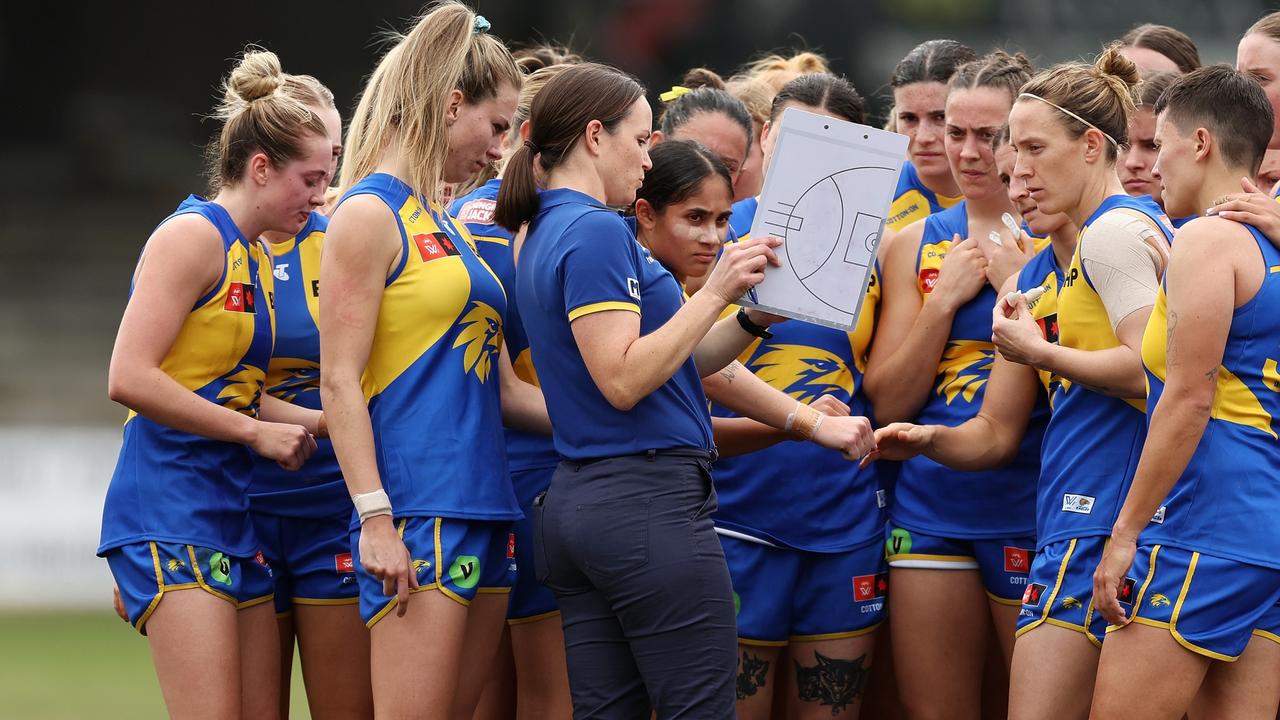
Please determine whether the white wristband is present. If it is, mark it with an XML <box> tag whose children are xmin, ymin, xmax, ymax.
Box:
<box><xmin>352</xmin><ymin>489</ymin><xmax>393</xmax><ymax>524</ymax></box>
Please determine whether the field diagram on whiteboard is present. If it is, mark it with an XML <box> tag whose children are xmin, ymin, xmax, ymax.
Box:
<box><xmin>741</xmin><ymin>107</ymin><xmax>907</xmax><ymax>330</ymax></box>
<box><xmin>755</xmin><ymin>165</ymin><xmax>894</xmax><ymax>323</ymax></box>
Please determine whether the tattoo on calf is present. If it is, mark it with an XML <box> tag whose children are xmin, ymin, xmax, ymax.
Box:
<box><xmin>795</xmin><ymin>651</ymin><xmax>868</xmax><ymax>715</ymax></box>
<box><xmin>736</xmin><ymin>650</ymin><xmax>769</xmax><ymax>700</ymax></box>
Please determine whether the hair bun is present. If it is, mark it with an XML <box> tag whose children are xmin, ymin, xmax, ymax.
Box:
<box><xmin>1093</xmin><ymin>44</ymin><xmax>1141</xmax><ymax>89</ymax></box>
<box><xmin>227</xmin><ymin>49</ymin><xmax>285</xmax><ymax>104</ymax></box>
<box><xmin>680</xmin><ymin>67</ymin><xmax>726</xmax><ymax>91</ymax></box>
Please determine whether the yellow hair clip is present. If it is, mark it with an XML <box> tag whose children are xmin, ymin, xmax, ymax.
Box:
<box><xmin>659</xmin><ymin>86</ymin><xmax>692</xmax><ymax>102</ymax></box>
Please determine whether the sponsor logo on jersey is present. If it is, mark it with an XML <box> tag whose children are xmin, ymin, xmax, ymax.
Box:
<box><xmin>225</xmin><ymin>282</ymin><xmax>257</xmax><ymax>313</ymax></box>
<box><xmin>335</xmin><ymin>552</ymin><xmax>354</xmax><ymax>574</ymax></box>
<box><xmin>507</xmin><ymin>533</ymin><xmax>516</xmax><ymax>560</ymax></box>
<box><xmin>1004</xmin><ymin>546</ymin><xmax>1031</xmax><ymax>574</ymax></box>
<box><xmin>876</xmin><ymin>489</ymin><xmax>887</xmax><ymax>509</ymax></box>
<box><xmin>413</xmin><ymin>232</ymin><xmax>461</xmax><ymax>262</ymax></box>
<box><xmin>1023</xmin><ymin>582</ymin><xmax>1047</xmax><ymax>607</ymax></box>
<box><xmin>273</xmin><ymin>263</ymin><xmax>290</xmax><ymax>281</ymax></box>
<box><xmin>456</xmin><ymin>198</ymin><xmax>496</xmax><ymax>225</ymax></box>
<box><xmin>1062</xmin><ymin>494</ymin><xmax>1096</xmax><ymax>514</ymax></box>
<box><xmin>1036</xmin><ymin>312</ymin><xmax>1059</xmax><ymax>345</ymax></box>
<box><xmin>1150</xmin><ymin>506</ymin><xmax>1166</xmax><ymax>524</ymax></box>
<box><xmin>918</xmin><ymin>268</ymin><xmax>940</xmax><ymax>294</ymax></box>
<box><xmin>627</xmin><ymin>277</ymin><xmax>641</xmax><ymax>300</ymax></box>
<box><xmin>254</xmin><ymin>551</ymin><xmax>270</xmax><ymax>568</ymax></box>
<box><xmin>1061</xmin><ymin>266</ymin><xmax>1081</xmax><ymax>289</ymax></box>
<box><xmin>1117</xmin><ymin>577</ymin><xmax>1137</xmax><ymax>605</ymax></box>
<box><xmin>853</xmin><ymin>572</ymin><xmax>889</xmax><ymax>602</ymax></box>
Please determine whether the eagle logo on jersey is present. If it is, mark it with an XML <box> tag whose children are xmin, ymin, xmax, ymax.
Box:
<box><xmin>453</xmin><ymin>301</ymin><xmax>503</xmax><ymax>383</ymax></box>
<box><xmin>1149</xmin><ymin>593</ymin><xmax>1171</xmax><ymax>608</ymax></box>
<box><xmin>750</xmin><ymin>344</ymin><xmax>853</xmax><ymax>404</ymax></box>
<box><xmin>267</xmin><ymin>359</ymin><xmax>321</xmax><ymax>404</ymax></box>
<box><xmin>936</xmin><ymin>340</ymin><xmax>994</xmax><ymax>404</ymax></box>
<box><xmin>213</xmin><ymin>364</ymin><xmax>266</xmax><ymax>416</ymax></box>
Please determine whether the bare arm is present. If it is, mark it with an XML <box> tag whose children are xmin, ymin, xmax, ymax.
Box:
<box><xmin>318</xmin><ymin>193</ymin><xmax>417</xmax><ymax>614</ymax></box>
<box><xmin>498</xmin><ymin>344</ymin><xmax>552</xmax><ymax>435</ymax></box>
<box><xmin>867</xmin><ymin>275</ymin><xmax>1043</xmax><ymax>471</ymax></box>
<box><xmin>260</xmin><ymin>394</ymin><xmax>324</xmax><ymax>437</ymax></box>
<box><xmin>702</xmin><ymin>360</ymin><xmax>874</xmax><ymax>459</ymax></box>
<box><xmin>107</xmin><ymin>214</ymin><xmax>313</xmax><ymax>468</ymax></box>
<box><xmin>863</xmin><ymin>226</ymin><xmax>989</xmax><ymax>423</ymax></box>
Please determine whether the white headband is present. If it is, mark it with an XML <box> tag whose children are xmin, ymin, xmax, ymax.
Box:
<box><xmin>1018</xmin><ymin>92</ymin><xmax>1120</xmax><ymax>149</ymax></box>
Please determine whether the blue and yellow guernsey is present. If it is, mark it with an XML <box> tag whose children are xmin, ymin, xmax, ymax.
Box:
<box><xmin>711</xmin><ymin>199</ymin><xmax>885</xmax><ymax>551</ymax></box>
<box><xmin>248</xmin><ymin>212</ymin><xmax>349</xmax><ymax>519</ymax></box>
<box><xmin>892</xmin><ymin>203</ymin><xmax>1046</xmax><ymax>539</ymax></box>
<box><xmin>450</xmin><ymin>178</ymin><xmax>559</xmax><ymax>476</ymax></box>
<box><xmin>886</xmin><ymin>161</ymin><xmax>963</xmax><ymax>232</ymax></box>
<box><xmin>99</xmin><ymin>196</ymin><xmax>275</xmax><ymax>557</ymax></box>
<box><xmin>1033</xmin><ymin>194</ymin><xmax>1172</xmax><ymax>546</ymax></box>
<box><xmin>341</xmin><ymin>173</ymin><xmax>518</xmax><ymax>523</ymax></box>
<box><xmin>1141</xmin><ymin>221</ymin><xmax>1280</xmax><ymax>569</ymax></box>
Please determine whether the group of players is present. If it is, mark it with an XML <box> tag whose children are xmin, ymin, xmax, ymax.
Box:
<box><xmin>96</xmin><ymin>2</ymin><xmax>1280</xmax><ymax>718</ymax></box>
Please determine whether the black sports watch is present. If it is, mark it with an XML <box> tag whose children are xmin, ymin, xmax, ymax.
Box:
<box><xmin>736</xmin><ymin>307</ymin><xmax>774</xmax><ymax>339</ymax></box>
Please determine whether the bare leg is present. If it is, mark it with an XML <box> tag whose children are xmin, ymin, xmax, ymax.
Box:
<box><xmin>890</xmin><ymin>568</ymin><xmax>990</xmax><ymax>720</ymax></box>
<box><xmin>293</xmin><ymin>603</ymin><xmax>373</xmax><ymax>720</ymax></box>
<box><xmin>1187</xmin><ymin>635</ymin><xmax>1280</xmax><ymax>720</ymax></box>
<box><xmin>1091</xmin><ymin>622</ymin><xmax>1211</xmax><ymax>720</ymax></box>
<box><xmin>785</xmin><ymin>632</ymin><xmax>878</xmax><ymax>719</ymax></box>
<box><xmin>238</xmin><ymin>601</ymin><xmax>282</xmax><ymax>719</ymax></box>
<box><xmin>146</xmin><ymin>588</ymin><xmax>242</xmax><ymax>720</ymax></box>
<box><xmin>1007</xmin><ymin>623</ymin><xmax>1099</xmax><ymax>720</ymax></box>
<box><xmin>734</xmin><ymin>644</ymin><xmax>783</xmax><ymax>720</ymax></box>
<box><xmin>509</xmin><ymin>615</ymin><xmax>572</xmax><ymax>720</ymax></box>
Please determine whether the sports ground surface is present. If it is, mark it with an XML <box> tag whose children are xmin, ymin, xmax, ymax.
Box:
<box><xmin>0</xmin><ymin>611</ymin><xmax>311</xmax><ymax>719</ymax></box>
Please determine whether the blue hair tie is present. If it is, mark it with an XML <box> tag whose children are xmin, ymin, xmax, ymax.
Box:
<box><xmin>473</xmin><ymin>15</ymin><xmax>491</xmax><ymax>34</ymax></box>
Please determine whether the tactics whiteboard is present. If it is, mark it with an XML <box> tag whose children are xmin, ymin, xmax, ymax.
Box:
<box><xmin>741</xmin><ymin>108</ymin><xmax>908</xmax><ymax>329</ymax></box>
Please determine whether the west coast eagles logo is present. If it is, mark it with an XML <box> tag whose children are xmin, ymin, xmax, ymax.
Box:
<box><xmin>935</xmin><ymin>340</ymin><xmax>994</xmax><ymax>404</ymax></box>
<box><xmin>453</xmin><ymin>301</ymin><xmax>503</xmax><ymax>382</ymax></box>
<box><xmin>750</xmin><ymin>344</ymin><xmax>853</xmax><ymax>404</ymax></box>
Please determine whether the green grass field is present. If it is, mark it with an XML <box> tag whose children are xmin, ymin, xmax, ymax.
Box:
<box><xmin>0</xmin><ymin>611</ymin><xmax>311</xmax><ymax>719</ymax></box>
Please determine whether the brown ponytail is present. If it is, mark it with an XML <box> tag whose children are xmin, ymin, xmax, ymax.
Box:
<box><xmin>494</xmin><ymin>63</ymin><xmax>645</xmax><ymax>232</ymax></box>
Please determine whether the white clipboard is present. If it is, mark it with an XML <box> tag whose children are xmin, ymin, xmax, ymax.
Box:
<box><xmin>740</xmin><ymin>107</ymin><xmax>909</xmax><ymax>329</ymax></box>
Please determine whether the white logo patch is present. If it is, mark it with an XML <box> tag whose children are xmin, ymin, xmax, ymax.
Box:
<box><xmin>273</xmin><ymin>263</ymin><xmax>290</xmax><ymax>281</ymax></box>
<box><xmin>876</xmin><ymin>489</ymin><xmax>887</xmax><ymax>509</ymax></box>
<box><xmin>1151</xmin><ymin>506</ymin><xmax>1166</xmax><ymax>524</ymax></box>
<box><xmin>456</xmin><ymin>198</ymin><xmax>496</xmax><ymax>225</ymax></box>
<box><xmin>1062</xmin><ymin>494</ymin><xmax>1096</xmax><ymax>515</ymax></box>
<box><xmin>627</xmin><ymin>277</ymin><xmax>641</xmax><ymax>300</ymax></box>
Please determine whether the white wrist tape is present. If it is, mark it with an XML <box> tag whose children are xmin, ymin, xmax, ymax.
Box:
<box><xmin>352</xmin><ymin>489</ymin><xmax>393</xmax><ymax>524</ymax></box>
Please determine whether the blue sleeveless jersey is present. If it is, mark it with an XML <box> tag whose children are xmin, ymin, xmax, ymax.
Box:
<box><xmin>340</xmin><ymin>173</ymin><xmax>518</xmax><ymax>522</ymax></box>
<box><xmin>891</xmin><ymin>203</ymin><xmax>1046</xmax><ymax>538</ymax></box>
<box><xmin>248</xmin><ymin>212</ymin><xmax>348</xmax><ymax>518</ymax></box>
<box><xmin>516</xmin><ymin>188</ymin><xmax>713</xmax><ymax>459</ymax></box>
<box><xmin>450</xmin><ymin>179</ymin><xmax>560</xmax><ymax>479</ymax></box>
<box><xmin>1032</xmin><ymin>194</ymin><xmax>1172</xmax><ymax>547</ymax></box>
<box><xmin>887</xmin><ymin>161</ymin><xmax>963</xmax><ymax>232</ymax></box>
<box><xmin>99</xmin><ymin>196</ymin><xmax>275</xmax><ymax>556</ymax></box>
<box><xmin>711</xmin><ymin>199</ymin><xmax>885</xmax><ymax>551</ymax></box>
<box><xmin>1141</xmin><ymin>221</ymin><xmax>1280</xmax><ymax>569</ymax></box>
